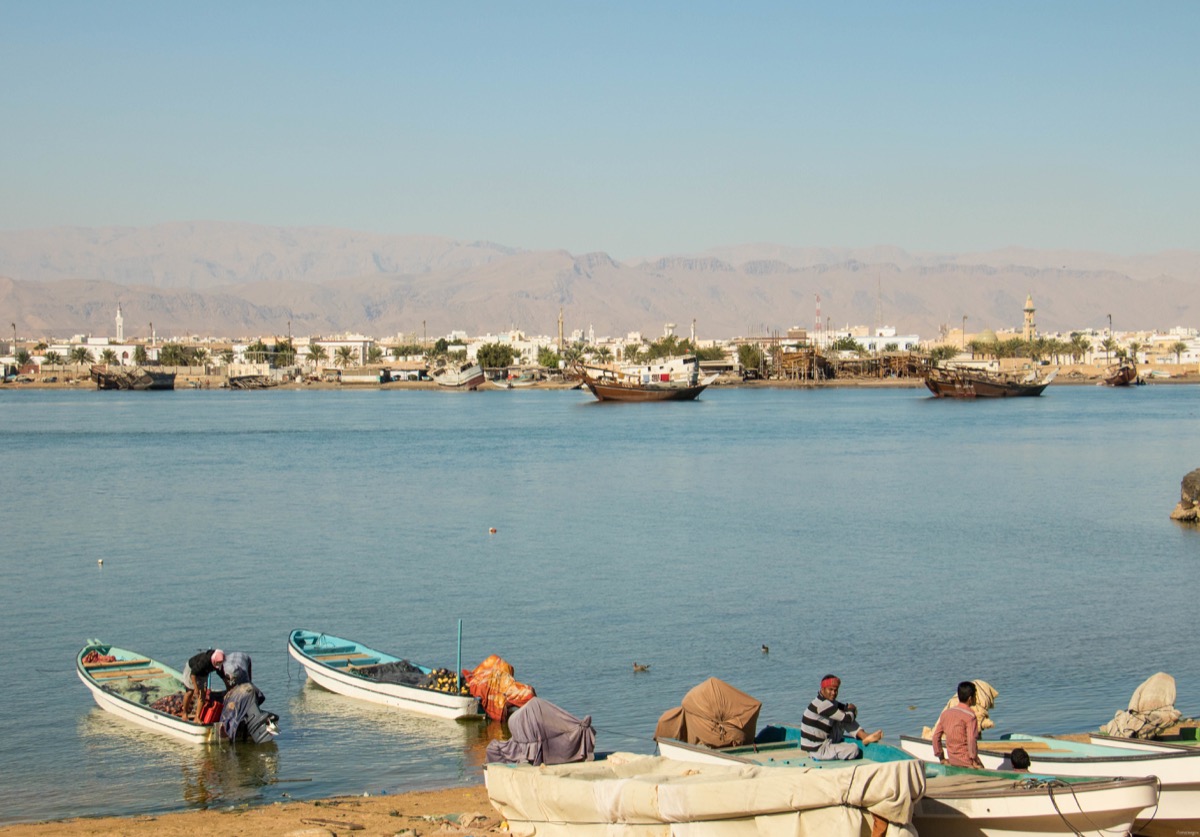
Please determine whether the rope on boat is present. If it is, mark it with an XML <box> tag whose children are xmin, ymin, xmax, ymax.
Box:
<box><xmin>1045</xmin><ymin>776</ymin><xmax>1149</xmax><ymax>837</ymax></box>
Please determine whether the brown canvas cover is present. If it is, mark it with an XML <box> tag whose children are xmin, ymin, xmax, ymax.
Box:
<box><xmin>654</xmin><ymin>677</ymin><xmax>761</xmax><ymax>748</ymax></box>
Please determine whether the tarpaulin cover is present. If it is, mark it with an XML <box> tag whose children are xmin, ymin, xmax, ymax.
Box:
<box><xmin>485</xmin><ymin>697</ymin><xmax>595</xmax><ymax>765</ymax></box>
<box><xmin>653</xmin><ymin>676</ymin><xmax>761</xmax><ymax>748</ymax></box>
<box><xmin>464</xmin><ymin>654</ymin><xmax>536</xmax><ymax>722</ymax></box>
<box><xmin>486</xmin><ymin>752</ymin><xmax>924</xmax><ymax>837</ymax></box>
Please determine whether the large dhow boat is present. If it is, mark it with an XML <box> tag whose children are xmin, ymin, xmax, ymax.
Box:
<box><xmin>90</xmin><ymin>364</ymin><xmax>176</xmax><ymax>390</ymax></box>
<box><xmin>924</xmin><ymin>365</ymin><xmax>1056</xmax><ymax>398</ymax></box>
<box><xmin>574</xmin><ymin>355</ymin><xmax>718</xmax><ymax>402</ymax></box>
<box><xmin>287</xmin><ymin>629</ymin><xmax>481</xmax><ymax>720</ymax></box>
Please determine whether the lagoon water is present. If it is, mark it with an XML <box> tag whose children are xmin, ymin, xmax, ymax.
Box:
<box><xmin>1</xmin><ymin>383</ymin><xmax>1199</xmax><ymax>823</ymax></box>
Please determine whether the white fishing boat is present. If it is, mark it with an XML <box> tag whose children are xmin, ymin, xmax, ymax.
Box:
<box><xmin>77</xmin><ymin>640</ymin><xmax>219</xmax><ymax>744</ymax></box>
<box><xmin>661</xmin><ymin>729</ymin><xmax>1157</xmax><ymax>837</ymax></box>
<box><xmin>287</xmin><ymin>629</ymin><xmax>481</xmax><ymax>720</ymax></box>
<box><xmin>902</xmin><ymin>732</ymin><xmax>1199</xmax><ymax>836</ymax></box>
<box><xmin>486</xmin><ymin>752</ymin><xmax>926</xmax><ymax>836</ymax></box>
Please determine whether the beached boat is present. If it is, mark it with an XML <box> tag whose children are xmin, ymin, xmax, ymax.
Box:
<box><xmin>77</xmin><ymin>640</ymin><xmax>279</xmax><ymax>745</ymax></box>
<box><xmin>924</xmin><ymin>365</ymin><xmax>1056</xmax><ymax>398</ymax></box>
<box><xmin>432</xmin><ymin>361</ymin><xmax>485</xmax><ymax>390</ymax></box>
<box><xmin>1103</xmin><ymin>361</ymin><xmax>1140</xmax><ymax>387</ymax></box>
<box><xmin>574</xmin><ymin>356</ymin><xmax>718</xmax><ymax>402</ymax></box>
<box><xmin>487</xmin><ymin>752</ymin><xmax>926</xmax><ymax>836</ymax></box>
<box><xmin>902</xmin><ymin>732</ymin><xmax>1200</xmax><ymax>836</ymax></box>
<box><xmin>90</xmin><ymin>364</ymin><xmax>176</xmax><ymax>391</ymax></box>
<box><xmin>287</xmin><ymin>629</ymin><xmax>481</xmax><ymax>720</ymax></box>
<box><xmin>660</xmin><ymin>727</ymin><xmax>1157</xmax><ymax>837</ymax></box>
<box><xmin>490</xmin><ymin>370</ymin><xmax>541</xmax><ymax>389</ymax></box>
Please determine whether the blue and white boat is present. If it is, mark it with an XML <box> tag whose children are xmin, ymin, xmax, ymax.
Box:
<box><xmin>902</xmin><ymin>732</ymin><xmax>1200</xmax><ymax>836</ymax></box>
<box><xmin>660</xmin><ymin>725</ymin><xmax>1158</xmax><ymax>837</ymax></box>
<box><xmin>77</xmin><ymin>640</ymin><xmax>217</xmax><ymax>744</ymax></box>
<box><xmin>287</xmin><ymin>629</ymin><xmax>481</xmax><ymax>720</ymax></box>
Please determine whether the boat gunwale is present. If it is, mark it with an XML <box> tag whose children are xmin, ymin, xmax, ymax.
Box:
<box><xmin>901</xmin><ymin>732</ymin><xmax>1200</xmax><ymax>765</ymax></box>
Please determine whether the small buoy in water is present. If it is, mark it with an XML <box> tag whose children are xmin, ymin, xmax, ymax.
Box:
<box><xmin>907</xmin><ymin>705</ymin><xmax>917</xmax><ymax>711</ymax></box>
<box><xmin>489</xmin><ymin>527</ymin><xmax>497</xmax><ymax>534</ymax></box>
<box><xmin>97</xmin><ymin>559</ymin><xmax>103</xmax><ymax>566</ymax></box>
<box><xmin>761</xmin><ymin>644</ymin><xmax>769</xmax><ymax>653</ymax></box>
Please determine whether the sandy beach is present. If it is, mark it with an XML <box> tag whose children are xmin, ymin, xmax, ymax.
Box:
<box><xmin>0</xmin><ymin>783</ymin><xmax>502</xmax><ymax>836</ymax></box>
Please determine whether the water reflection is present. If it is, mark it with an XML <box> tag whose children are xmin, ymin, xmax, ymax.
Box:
<box><xmin>288</xmin><ymin>683</ymin><xmax>507</xmax><ymax>777</ymax></box>
<box><xmin>77</xmin><ymin>710</ymin><xmax>279</xmax><ymax>809</ymax></box>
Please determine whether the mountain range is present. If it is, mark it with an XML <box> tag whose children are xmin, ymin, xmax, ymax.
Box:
<box><xmin>0</xmin><ymin>222</ymin><xmax>1196</xmax><ymax>342</ymax></box>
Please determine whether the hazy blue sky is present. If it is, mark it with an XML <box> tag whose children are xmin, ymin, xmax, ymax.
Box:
<box><xmin>2</xmin><ymin>2</ymin><xmax>1196</xmax><ymax>258</ymax></box>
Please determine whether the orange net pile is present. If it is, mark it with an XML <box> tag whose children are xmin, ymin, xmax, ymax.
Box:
<box><xmin>463</xmin><ymin>654</ymin><xmax>535</xmax><ymax>722</ymax></box>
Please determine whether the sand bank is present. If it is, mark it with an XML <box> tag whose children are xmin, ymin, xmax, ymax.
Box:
<box><xmin>0</xmin><ymin>783</ymin><xmax>502</xmax><ymax>836</ymax></box>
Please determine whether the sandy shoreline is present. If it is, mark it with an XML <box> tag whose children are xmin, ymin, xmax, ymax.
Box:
<box><xmin>0</xmin><ymin>783</ymin><xmax>501</xmax><ymax>836</ymax></box>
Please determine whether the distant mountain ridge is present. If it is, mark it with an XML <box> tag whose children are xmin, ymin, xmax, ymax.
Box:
<box><xmin>0</xmin><ymin>222</ymin><xmax>1196</xmax><ymax>341</ymax></box>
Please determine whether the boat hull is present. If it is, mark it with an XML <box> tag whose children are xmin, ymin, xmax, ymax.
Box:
<box><xmin>77</xmin><ymin>643</ymin><xmax>215</xmax><ymax>744</ymax></box>
<box><xmin>90</xmin><ymin>365</ymin><xmax>176</xmax><ymax>391</ymax></box>
<box><xmin>925</xmin><ymin>372</ymin><xmax>1049</xmax><ymax>398</ymax></box>
<box><xmin>288</xmin><ymin>629</ymin><xmax>480</xmax><ymax>720</ymax></box>
<box><xmin>582</xmin><ymin>378</ymin><xmax>714</xmax><ymax>402</ymax></box>
<box><xmin>902</xmin><ymin>734</ymin><xmax>1200</xmax><ymax>835</ymax></box>
<box><xmin>659</xmin><ymin>732</ymin><xmax>1155</xmax><ymax>837</ymax></box>
<box><xmin>433</xmin><ymin>364</ymin><xmax>485</xmax><ymax>389</ymax></box>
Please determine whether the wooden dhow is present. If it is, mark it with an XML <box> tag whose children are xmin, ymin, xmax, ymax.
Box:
<box><xmin>924</xmin><ymin>365</ymin><xmax>1056</xmax><ymax>398</ymax></box>
<box><xmin>574</xmin><ymin>355</ymin><xmax>718</xmax><ymax>402</ymax></box>
<box><xmin>90</xmin><ymin>364</ymin><xmax>176</xmax><ymax>391</ymax></box>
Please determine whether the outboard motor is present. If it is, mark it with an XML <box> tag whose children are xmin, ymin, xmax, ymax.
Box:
<box><xmin>219</xmin><ymin>682</ymin><xmax>280</xmax><ymax>743</ymax></box>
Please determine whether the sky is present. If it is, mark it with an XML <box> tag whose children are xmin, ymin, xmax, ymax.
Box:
<box><xmin>2</xmin><ymin>1</ymin><xmax>1197</xmax><ymax>259</ymax></box>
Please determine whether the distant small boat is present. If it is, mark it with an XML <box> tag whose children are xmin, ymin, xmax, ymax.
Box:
<box><xmin>490</xmin><ymin>370</ymin><xmax>541</xmax><ymax>389</ymax></box>
<box><xmin>661</xmin><ymin>726</ymin><xmax>1158</xmax><ymax>837</ymax></box>
<box><xmin>432</xmin><ymin>361</ymin><xmax>485</xmax><ymax>390</ymax></box>
<box><xmin>77</xmin><ymin>640</ymin><xmax>278</xmax><ymax>745</ymax></box>
<box><xmin>287</xmin><ymin>629</ymin><xmax>481</xmax><ymax>720</ymax></box>
<box><xmin>1102</xmin><ymin>361</ymin><xmax>1139</xmax><ymax>387</ymax></box>
<box><xmin>574</xmin><ymin>356</ymin><xmax>718</xmax><ymax>402</ymax></box>
<box><xmin>925</xmin><ymin>365</ymin><xmax>1056</xmax><ymax>398</ymax></box>
<box><xmin>90</xmin><ymin>365</ymin><xmax>176</xmax><ymax>391</ymax></box>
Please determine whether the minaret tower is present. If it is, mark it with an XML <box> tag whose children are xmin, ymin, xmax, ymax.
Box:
<box><xmin>115</xmin><ymin>303</ymin><xmax>124</xmax><ymax>342</ymax></box>
<box><xmin>1023</xmin><ymin>293</ymin><xmax>1036</xmax><ymax>341</ymax></box>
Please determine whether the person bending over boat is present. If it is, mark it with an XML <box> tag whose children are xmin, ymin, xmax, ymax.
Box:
<box><xmin>217</xmin><ymin>651</ymin><xmax>252</xmax><ymax>687</ymax></box>
<box><xmin>932</xmin><ymin>681</ymin><xmax>984</xmax><ymax>768</ymax></box>
<box><xmin>799</xmin><ymin>674</ymin><xmax>883</xmax><ymax>759</ymax></box>
<box><xmin>182</xmin><ymin>648</ymin><xmax>224</xmax><ymax>722</ymax></box>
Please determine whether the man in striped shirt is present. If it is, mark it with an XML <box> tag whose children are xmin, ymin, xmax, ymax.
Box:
<box><xmin>800</xmin><ymin>674</ymin><xmax>884</xmax><ymax>760</ymax></box>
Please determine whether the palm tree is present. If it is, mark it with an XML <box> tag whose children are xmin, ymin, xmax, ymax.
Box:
<box><xmin>334</xmin><ymin>346</ymin><xmax>357</xmax><ymax>368</ymax></box>
<box><xmin>15</xmin><ymin>348</ymin><xmax>31</xmax><ymax>367</ymax></box>
<box><xmin>1100</xmin><ymin>337</ymin><xmax>1117</xmax><ymax>365</ymax></box>
<box><xmin>1126</xmin><ymin>341</ymin><xmax>1141</xmax><ymax>365</ymax></box>
<box><xmin>43</xmin><ymin>351</ymin><xmax>62</xmax><ymax>366</ymax></box>
<box><xmin>219</xmin><ymin>348</ymin><xmax>235</xmax><ymax>365</ymax></box>
<box><xmin>134</xmin><ymin>345</ymin><xmax>148</xmax><ymax>364</ymax></box>
<box><xmin>34</xmin><ymin>341</ymin><xmax>48</xmax><ymax>352</ymax></box>
<box><xmin>100</xmin><ymin>348</ymin><xmax>118</xmax><ymax>365</ymax></box>
<box><xmin>69</xmin><ymin>346</ymin><xmax>94</xmax><ymax>367</ymax></box>
<box><xmin>1170</xmin><ymin>341</ymin><xmax>1188</xmax><ymax>364</ymax></box>
<box><xmin>192</xmin><ymin>348</ymin><xmax>209</xmax><ymax>367</ymax></box>
<box><xmin>594</xmin><ymin>346</ymin><xmax>613</xmax><ymax>363</ymax></box>
<box><xmin>1069</xmin><ymin>333</ymin><xmax>1091</xmax><ymax>363</ymax></box>
<box><xmin>272</xmin><ymin>339</ymin><xmax>295</xmax><ymax>366</ymax></box>
<box><xmin>367</xmin><ymin>346</ymin><xmax>384</xmax><ymax>364</ymax></box>
<box><xmin>306</xmin><ymin>344</ymin><xmax>328</xmax><ymax>367</ymax></box>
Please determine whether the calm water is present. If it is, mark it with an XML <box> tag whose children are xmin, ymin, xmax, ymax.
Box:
<box><xmin>1</xmin><ymin>384</ymin><xmax>1198</xmax><ymax>823</ymax></box>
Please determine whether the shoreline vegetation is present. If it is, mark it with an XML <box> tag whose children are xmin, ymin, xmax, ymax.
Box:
<box><xmin>3</xmin><ymin>365</ymin><xmax>1198</xmax><ymax>392</ymax></box>
<box><xmin>0</xmin><ymin>783</ymin><xmax>501</xmax><ymax>836</ymax></box>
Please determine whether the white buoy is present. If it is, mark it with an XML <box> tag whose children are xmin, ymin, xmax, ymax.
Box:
<box><xmin>489</xmin><ymin>527</ymin><xmax>497</xmax><ymax>534</ymax></box>
<box><xmin>97</xmin><ymin>558</ymin><xmax>104</xmax><ymax>566</ymax></box>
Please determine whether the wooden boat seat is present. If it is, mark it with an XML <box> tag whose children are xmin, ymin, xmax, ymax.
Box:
<box><xmin>308</xmin><ymin>646</ymin><xmax>358</xmax><ymax>656</ymax></box>
<box><xmin>975</xmin><ymin>741</ymin><xmax>1053</xmax><ymax>752</ymax></box>
<box><xmin>323</xmin><ymin>655</ymin><xmax>381</xmax><ymax>667</ymax></box>
<box><xmin>92</xmin><ymin>668</ymin><xmax>165</xmax><ymax>680</ymax></box>
<box><xmin>84</xmin><ymin>658</ymin><xmax>152</xmax><ymax>669</ymax></box>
